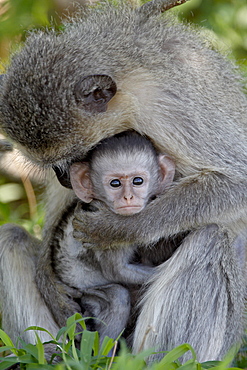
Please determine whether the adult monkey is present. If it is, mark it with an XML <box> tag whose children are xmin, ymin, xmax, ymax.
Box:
<box><xmin>0</xmin><ymin>0</ymin><xmax>246</xmax><ymax>363</ymax></box>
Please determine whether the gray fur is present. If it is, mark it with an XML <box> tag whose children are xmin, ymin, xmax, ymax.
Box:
<box><xmin>0</xmin><ymin>215</ymin><xmax>131</xmax><ymax>347</ymax></box>
<box><xmin>133</xmin><ymin>224</ymin><xmax>246</xmax><ymax>362</ymax></box>
<box><xmin>0</xmin><ymin>224</ymin><xmax>59</xmax><ymax>344</ymax></box>
<box><xmin>0</xmin><ymin>0</ymin><xmax>246</xmax><ymax>363</ymax></box>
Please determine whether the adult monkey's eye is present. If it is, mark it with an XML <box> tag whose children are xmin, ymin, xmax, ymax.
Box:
<box><xmin>110</xmin><ymin>179</ymin><xmax>121</xmax><ymax>187</ymax></box>
<box><xmin>133</xmin><ymin>177</ymin><xmax>144</xmax><ymax>186</ymax></box>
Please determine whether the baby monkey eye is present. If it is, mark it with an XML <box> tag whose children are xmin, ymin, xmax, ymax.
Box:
<box><xmin>133</xmin><ymin>177</ymin><xmax>144</xmax><ymax>186</ymax></box>
<box><xmin>110</xmin><ymin>179</ymin><xmax>121</xmax><ymax>188</ymax></box>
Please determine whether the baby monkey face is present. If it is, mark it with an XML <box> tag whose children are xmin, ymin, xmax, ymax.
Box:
<box><xmin>69</xmin><ymin>132</ymin><xmax>175</xmax><ymax>217</ymax></box>
<box><xmin>102</xmin><ymin>165</ymin><xmax>151</xmax><ymax>215</ymax></box>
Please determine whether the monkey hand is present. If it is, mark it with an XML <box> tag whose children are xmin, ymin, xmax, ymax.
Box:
<box><xmin>73</xmin><ymin>200</ymin><xmax>135</xmax><ymax>248</ymax></box>
<box><xmin>47</xmin><ymin>278</ymin><xmax>83</xmax><ymax>328</ymax></box>
<box><xmin>72</xmin><ymin>200</ymin><xmax>99</xmax><ymax>238</ymax></box>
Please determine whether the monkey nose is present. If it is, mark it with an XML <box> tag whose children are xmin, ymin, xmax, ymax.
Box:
<box><xmin>124</xmin><ymin>195</ymin><xmax>134</xmax><ymax>202</ymax></box>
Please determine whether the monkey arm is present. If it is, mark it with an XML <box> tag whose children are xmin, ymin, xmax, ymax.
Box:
<box><xmin>72</xmin><ymin>229</ymin><xmax>156</xmax><ymax>284</ymax></box>
<box><xmin>133</xmin><ymin>224</ymin><xmax>246</xmax><ymax>362</ymax></box>
<box><xmin>95</xmin><ymin>247</ymin><xmax>155</xmax><ymax>285</ymax></box>
<box><xmin>73</xmin><ymin>171</ymin><xmax>247</xmax><ymax>246</ymax></box>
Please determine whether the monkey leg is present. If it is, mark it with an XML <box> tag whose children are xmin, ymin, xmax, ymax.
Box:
<box><xmin>132</xmin><ymin>224</ymin><xmax>246</xmax><ymax>363</ymax></box>
<box><xmin>0</xmin><ymin>224</ymin><xmax>59</xmax><ymax>345</ymax></box>
<box><xmin>81</xmin><ymin>283</ymin><xmax>131</xmax><ymax>341</ymax></box>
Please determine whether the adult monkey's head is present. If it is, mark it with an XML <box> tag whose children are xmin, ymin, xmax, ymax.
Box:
<box><xmin>0</xmin><ymin>69</ymin><xmax>118</xmax><ymax>165</ymax></box>
<box><xmin>0</xmin><ymin>0</ymin><xmax>187</xmax><ymax>172</ymax></box>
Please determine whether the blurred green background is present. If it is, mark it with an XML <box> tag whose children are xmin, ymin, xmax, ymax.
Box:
<box><xmin>0</xmin><ymin>0</ymin><xmax>247</xmax><ymax>64</ymax></box>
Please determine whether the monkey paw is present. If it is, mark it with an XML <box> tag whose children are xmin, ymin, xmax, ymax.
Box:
<box><xmin>73</xmin><ymin>200</ymin><xmax>114</xmax><ymax>244</ymax></box>
<box><xmin>73</xmin><ymin>200</ymin><xmax>143</xmax><ymax>247</ymax></box>
<box><xmin>49</xmin><ymin>281</ymin><xmax>83</xmax><ymax>327</ymax></box>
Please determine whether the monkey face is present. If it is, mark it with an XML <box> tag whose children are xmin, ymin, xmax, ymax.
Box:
<box><xmin>101</xmin><ymin>167</ymin><xmax>151</xmax><ymax>216</ymax></box>
<box><xmin>70</xmin><ymin>160</ymin><xmax>152</xmax><ymax>216</ymax></box>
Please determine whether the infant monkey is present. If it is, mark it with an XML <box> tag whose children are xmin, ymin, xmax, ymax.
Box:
<box><xmin>70</xmin><ymin>131</ymin><xmax>175</xmax><ymax>285</ymax></box>
<box><xmin>70</xmin><ymin>131</ymin><xmax>175</xmax><ymax>215</ymax></box>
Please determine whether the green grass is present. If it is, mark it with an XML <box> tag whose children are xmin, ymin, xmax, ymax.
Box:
<box><xmin>0</xmin><ymin>314</ymin><xmax>246</xmax><ymax>370</ymax></box>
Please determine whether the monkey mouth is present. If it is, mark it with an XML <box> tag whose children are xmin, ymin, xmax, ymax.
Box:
<box><xmin>116</xmin><ymin>206</ymin><xmax>143</xmax><ymax>215</ymax></box>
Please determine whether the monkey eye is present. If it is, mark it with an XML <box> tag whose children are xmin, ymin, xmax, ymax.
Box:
<box><xmin>133</xmin><ymin>177</ymin><xmax>144</xmax><ymax>186</ymax></box>
<box><xmin>110</xmin><ymin>179</ymin><xmax>121</xmax><ymax>188</ymax></box>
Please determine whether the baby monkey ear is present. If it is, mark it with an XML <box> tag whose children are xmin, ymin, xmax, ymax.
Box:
<box><xmin>157</xmin><ymin>154</ymin><xmax>175</xmax><ymax>193</ymax></box>
<box><xmin>74</xmin><ymin>74</ymin><xmax>117</xmax><ymax>113</ymax></box>
<box><xmin>70</xmin><ymin>162</ymin><xmax>94</xmax><ymax>203</ymax></box>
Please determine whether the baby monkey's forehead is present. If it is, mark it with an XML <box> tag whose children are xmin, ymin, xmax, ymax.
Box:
<box><xmin>93</xmin><ymin>156</ymin><xmax>155</xmax><ymax>174</ymax></box>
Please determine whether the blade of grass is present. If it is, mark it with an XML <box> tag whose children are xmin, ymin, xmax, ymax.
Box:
<box><xmin>25</xmin><ymin>326</ymin><xmax>57</xmax><ymax>342</ymax></box>
<box><xmin>80</xmin><ymin>330</ymin><xmax>97</xmax><ymax>369</ymax></box>
<box><xmin>34</xmin><ymin>332</ymin><xmax>46</xmax><ymax>365</ymax></box>
<box><xmin>157</xmin><ymin>343</ymin><xmax>197</xmax><ymax>366</ymax></box>
<box><xmin>0</xmin><ymin>329</ymin><xmax>18</xmax><ymax>356</ymax></box>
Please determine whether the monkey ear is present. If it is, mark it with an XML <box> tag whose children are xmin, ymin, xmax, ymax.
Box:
<box><xmin>158</xmin><ymin>154</ymin><xmax>175</xmax><ymax>192</ymax></box>
<box><xmin>70</xmin><ymin>162</ymin><xmax>94</xmax><ymax>203</ymax></box>
<box><xmin>74</xmin><ymin>74</ymin><xmax>117</xmax><ymax>113</ymax></box>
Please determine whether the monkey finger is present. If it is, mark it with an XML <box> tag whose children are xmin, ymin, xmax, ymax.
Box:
<box><xmin>78</xmin><ymin>199</ymin><xmax>109</xmax><ymax>214</ymax></box>
<box><xmin>72</xmin><ymin>209</ymin><xmax>104</xmax><ymax>236</ymax></box>
<box><xmin>63</xmin><ymin>284</ymin><xmax>82</xmax><ymax>300</ymax></box>
<box><xmin>72</xmin><ymin>220</ymin><xmax>93</xmax><ymax>240</ymax></box>
<box><xmin>70</xmin><ymin>299</ymin><xmax>82</xmax><ymax>315</ymax></box>
<box><xmin>64</xmin><ymin>295</ymin><xmax>82</xmax><ymax>316</ymax></box>
<box><xmin>72</xmin><ymin>217</ymin><xmax>105</xmax><ymax>244</ymax></box>
<box><xmin>74</xmin><ymin>201</ymin><xmax>112</xmax><ymax>226</ymax></box>
<box><xmin>72</xmin><ymin>211</ymin><xmax>90</xmax><ymax>230</ymax></box>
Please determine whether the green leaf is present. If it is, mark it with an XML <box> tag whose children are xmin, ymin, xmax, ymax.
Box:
<box><xmin>18</xmin><ymin>353</ymin><xmax>38</xmax><ymax>364</ymax></box>
<box><xmin>79</xmin><ymin>330</ymin><xmax>97</xmax><ymax>368</ymax></box>
<box><xmin>0</xmin><ymin>329</ymin><xmax>15</xmax><ymax>347</ymax></box>
<box><xmin>201</xmin><ymin>361</ymin><xmax>222</xmax><ymax>369</ymax></box>
<box><xmin>0</xmin><ymin>359</ymin><xmax>19</xmax><ymax>370</ymax></box>
<box><xmin>71</xmin><ymin>340</ymin><xmax>79</xmax><ymax>362</ymax></box>
<box><xmin>157</xmin><ymin>343</ymin><xmax>197</xmax><ymax>366</ymax></box>
<box><xmin>25</xmin><ymin>326</ymin><xmax>56</xmax><ymax>341</ymax></box>
<box><xmin>92</xmin><ymin>330</ymin><xmax>100</xmax><ymax>356</ymax></box>
<box><xmin>0</xmin><ymin>329</ymin><xmax>18</xmax><ymax>355</ymax></box>
<box><xmin>23</xmin><ymin>343</ymin><xmax>39</xmax><ymax>359</ymax></box>
<box><xmin>34</xmin><ymin>332</ymin><xmax>46</xmax><ymax>365</ymax></box>
<box><xmin>66</xmin><ymin>314</ymin><xmax>78</xmax><ymax>341</ymax></box>
<box><xmin>179</xmin><ymin>359</ymin><xmax>199</xmax><ymax>370</ymax></box>
<box><xmin>99</xmin><ymin>336</ymin><xmax>115</xmax><ymax>357</ymax></box>
<box><xmin>66</xmin><ymin>313</ymin><xmax>87</xmax><ymax>335</ymax></box>
<box><xmin>56</xmin><ymin>326</ymin><xmax>68</xmax><ymax>341</ymax></box>
<box><xmin>0</xmin><ymin>345</ymin><xmax>15</xmax><ymax>353</ymax></box>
